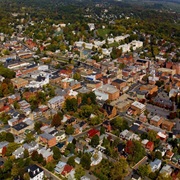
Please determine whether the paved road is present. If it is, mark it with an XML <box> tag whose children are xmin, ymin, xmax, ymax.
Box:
<box><xmin>36</xmin><ymin>164</ymin><xmax>61</xmax><ymax>180</ymax></box>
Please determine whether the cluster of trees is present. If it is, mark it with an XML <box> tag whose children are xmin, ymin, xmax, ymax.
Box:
<box><xmin>0</xmin><ymin>132</ymin><xmax>14</xmax><ymax>142</ymax></box>
<box><xmin>0</xmin><ymin>79</ymin><xmax>14</xmax><ymax>97</ymax></box>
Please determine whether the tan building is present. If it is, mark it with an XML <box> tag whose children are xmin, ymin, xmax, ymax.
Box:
<box><xmin>111</xmin><ymin>79</ymin><xmax>127</xmax><ymax>91</ymax></box>
<box><xmin>150</xmin><ymin>115</ymin><xmax>163</xmax><ymax>127</ymax></box>
<box><xmin>140</xmin><ymin>85</ymin><xmax>158</xmax><ymax>95</ymax></box>
<box><xmin>158</xmin><ymin>68</ymin><xmax>176</xmax><ymax>76</ymax></box>
<box><xmin>131</xmin><ymin>101</ymin><xmax>146</xmax><ymax>115</ymax></box>
<box><xmin>11</xmin><ymin>78</ymin><xmax>28</xmax><ymax>89</ymax></box>
<box><xmin>161</xmin><ymin>120</ymin><xmax>174</xmax><ymax>131</ymax></box>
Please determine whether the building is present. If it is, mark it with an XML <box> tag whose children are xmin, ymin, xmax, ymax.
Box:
<box><xmin>39</xmin><ymin>133</ymin><xmax>57</xmax><ymax>147</ymax></box>
<box><xmin>48</xmin><ymin>96</ymin><xmax>65</xmax><ymax>109</ymax></box>
<box><xmin>130</xmin><ymin>101</ymin><xmax>146</xmax><ymax>115</ymax></box>
<box><xmin>149</xmin><ymin>159</ymin><xmax>162</xmax><ymax>172</ymax></box>
<box><xmin>11</xmin><ymin>78</ymin><xmax>28</xmax><ymax>89</ymax></box>
<box><xmin>102</xmin><ymin>103</ymin><xmax>117</xmax><ymax>119</ymax></box>
<box><xmin>150</xmin><ymin>115</ymin><xmax>163</xmax><ymax>127</ymax></box>
<box><xmin>38</xmin><ymin>147</ymin><xmax>53</xmax><ymax>162</ymax></box>
<box><xmin>158</xmin><ymin>68</ymin><xmax>176</xmax><ymax>76</ymax></box>
<box><xmin>145</xmin><ymin>141</ymin><xmax>154</xmax><ymax>152</ymax></box>
<box><xmin>111</xmin><ymin>79</ymin><xmax>127</xmax><ymax>91</ymax></box>
<box><xmin>27</xmin><ymin>165</ymin><xmax>44</xmax><ymax>180</ymax></box>
<box><xmin>95</xmin><ymin>84</ymin><xmax>120</xmax><ymax>101</ymax></box>
<box><xmin>161</xmin><ymin>120</ymin><xmax>174</xmax><ymax>131</ymax></box>
<box><xmin>87</xmin><ymin>129</ymin><xmax>100</xmax><ymax>138</ymax></box>
<box><xmin>160</xmin><ymin>165</ymin><xmax>173</xmax><ymax>177</ymax></box>
<box><xmin>0</xmin><ymin>141</ymin><xmax>9</xmax><ymax>156</ymax></box>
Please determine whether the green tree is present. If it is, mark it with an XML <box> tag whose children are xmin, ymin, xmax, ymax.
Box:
<box><xmin>34</xmin><ymin>121</ymin><xmax>43</xmax><ymax>134</ymax></box>
<box><xmin>65</xmin><ymin>98</ymin><xmax>78</xmax><ymax>112</ymax></box>
<box><xmin>79</xmin><ymin>105</ymin><xmax>93</xmax><ymax>118</ymax></box>
<box><xmin>65</xmin><ymin>126</ymin><xmax>74</xmax><ymax>135</ymax></box>
<box><xmin>5</xmin><ymin>132</ymin><xmax>14</xmax><ymax>142</ymax></box>
<box><xmin>138</xmin><ymin>164</ymin><xmax>151</xmax><ymax>177</ymax></box>
<box><xmin>110</xmin><ymin>158</ymin><xmax>128</xmax><ymax>180</ymax></box>
<box><xmin>24</xmin><ymin>149</ymin><xmax>29</xmax><ymax>158</ymax></box>
<box><xmin>75</xmin><ymin>165</ymin><xmax>85</xmax><ymax>180</ymax></box>
<box><xmin>11</xmin><ymin>164</ymin><xmax>20</xmax><ymax>177</ymax></box>
<box><xmin>80</xmin><ymin>153</ymin><xmax>91</xmax><ymax>170</ymax></box>
<box><xmin>5</xmin><ymin>143</ymin><xmax>19</xmax><ymax>156</ymax></box>
<box><xmin>154</xmin><ymin>151</ymin><xmax>162</xmax><ymax>160</ymax></box>
<box><xmin>112</xmin><ymin>117</ymin><xmax>128</xmax><ymax>132</ymax></box>
<box><xmin>100</xmin><ymin>126</ymin><xmax>105</xmax><ymax>135</ymax></box>
<box><xmin>52</xmin><ymin>146</ymin><xmax>61</xmax><ymax>160</ymax></box>
<box><xmin>147</xmin><ymin>130</ymin><xmax>157</xmax><ymax>142</ymax></box>
<box><xmin>25</xmin><ymin>132</ymin><xmax>35</xmax><ymax>143</ymax></box>
<box><xmin>73</xmin><ymin>72</ymin><xmax>81</xmax><ymax>80</ymax></box>
<box><xmin>66</xmin><ymin>143</ymin><xmax>75</xmax><ymax>154</ymax></box>
<box><xmin>31</xmin><ymin>150</ymin><xmax>39</xmax><ymax>161</ymax></box>
<box><xmin>67</xmin><ymin>156</ymin><xmax>75</xmax><ymax>167</ymax></box>
<box><xmin>90</xmin><ymin>135</ymin><xmax>99</xmax><ymax>147</ymax></box>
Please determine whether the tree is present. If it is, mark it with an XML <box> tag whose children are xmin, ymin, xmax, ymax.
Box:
<box><xmin>24</xmin><ymin>149</ymin><xmax>29</xmax><ymax>158</ymax></box>
<box><xmin>75</xmin><ymin>165</ymin><xmax>85</xmax><ymax>180</ymax></box>
<box><xmin>52</xmin><ymin>146</ymin><xmax>61</xmax><ymax>160</ymax></box>
<box><xmin>157</xmin><ymin>173</ymin><xmax>172</xmax><ymax>180</ymax></box>
<box><xmin>5</xmin><ymin>132</ymin><xmax>14</xmax><ymax>142</ymax></box>
<box><xmin>65</xmin><ymin>126</ymin><xmax>74</xmax><ymax>135</ymax></box>
<box><xmin>73</xmin><ymin>72</ymin><xmax>81</xmax><ymax>80</ymax></box>
<box><xmin>67</xmin><ymin>156</ymin><xmax>75</xmax><ymax>167</ymax></box>
<box><xmin>65</xmin><ymin>98</ymin><xmax>78</xmax><ymax>112</ymax></box>
<box><xmin>11</xmin><ymin>164</ymin><xmax>20</xmax><ymax>177</ymax></box>
<box><xmin>37</xmin><ymin>154</ymin><xmax>44</xmax><ymax>163</ymax></box>
<box><xmin>5</xmin><ymin>143</ymin><xmax>19</xmax><ymax>156</ymax></box>
<box><xmin>110</xmin><ymin>158</ymin><xmax>128</xmax><ymax>180</ymax></box>
<box><xmin>80</xmin><ymin>153</ymin><xmax>91</xmax><ymax>170</ymax></box>
<box><xmin>126</xmin><ymin>140</ymin><xmax>146</xmax><ymax>164</ymax></box>
<box><xmin>66</xmin><ymin>143</ymin><xmax>75</xmax><ymax>154</ymax></box>
<box><xmin>31</xmin><ymin>150</ymin><xmax>39</xmax><ymax>161</ymax></box>
<box><xmin>23</xmin><ymin>173</ymin><xmax>30</xmax><ymax>180</ymax></box>
<box><xmin>155</xmin><ymin>151</ymin><xmax>162</xmax><ymax>160</ymax></box>
<box><xmin>34</xmin><ymin>121</ymin><xmax>43</xmax><ymax>134</ymax></box>
<box><xmin>90</xmin><ymin>135</ymin><xmax>99</xmax><ymax>147</ymax></box>
<box><xmin>147</xmin><ymin>130</ymin><xmax>157</xmax><ymax>142</ymax></box>
<box><xmin>79</xmin><ymin>105</ymin><xmax>93</xmax><ymax>118</ymax></box>
<box><xmin>51</xmin><ymin>112</ymin><xmax>63</xmax><ymax>127</ymax></box>
<box><xmin>25</xmin><ymin>132</ymin><xmax>35</xmax><ymax>143</ymax></box>
<box><xmin>100</xmin><ymin>126</ymin><xmax>105</xmax><ymax>135</ymax></box>
<box><xmin>138</xmin><ymin>164</ymin><xmax>151</xmax><ymax>177</ymax></box>
<box><xmin>111</xmin><ymin>117</ymin><xmax>128</xmax><ymax>132</ymax></box>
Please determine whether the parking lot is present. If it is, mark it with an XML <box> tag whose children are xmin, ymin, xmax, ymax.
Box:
<box><xmin>146</xmin><ymin>103</ymin><xmax>170</xmax><ymax>118</ymax></box>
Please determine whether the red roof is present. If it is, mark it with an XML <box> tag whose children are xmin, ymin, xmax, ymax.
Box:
<box><xmin>87</xmin><ymin>128</ymin><xmax>100</xmax><ymax>138</ymax></box>
<box><xmin>146</xmin><ymin>141</ymin><xmax>154</xmax><ymax>149</ymax></box>
<box><xmin>61</xmin><ymin>165</ymin><xmax>73</xmax><ymax>176</ymax></box>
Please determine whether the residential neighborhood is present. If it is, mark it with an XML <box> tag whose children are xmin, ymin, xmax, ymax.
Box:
<box><xmin>0</xmin><ymin>0</ymin><xmax>180</xmax><ymax>180</ymax></box>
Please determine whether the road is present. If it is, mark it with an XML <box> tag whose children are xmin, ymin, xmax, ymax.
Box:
<box><xmin>36</xmin><ymin>164</ymin><xmax>61</xmax><ymax>180</ymax></box>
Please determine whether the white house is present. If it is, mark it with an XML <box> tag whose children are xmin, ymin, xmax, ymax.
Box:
<box><xmin>150</xmin><ymin>159</ymin><xmax>162</xmax><ymax>172</ymax></box>
<box><xmin>47</xmin><ymin>96</ymin><xmax>65</xmax><ymax>109</ymax></box>
<box><xmin>27</xmin><ymin>165</ymin><xmax>44</xmax><ymax>180</ymax></box>
<box><xmin>12</xmin><ymin>146</ymin><xmax>24</xmax><ymax>159</ymax></box>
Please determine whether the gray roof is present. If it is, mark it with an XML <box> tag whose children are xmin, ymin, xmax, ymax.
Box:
<box><xmin>48</xmin><ymin>96</ymin><xmax>64</xmax><ymax>104</ymax></box>
<box><xmin>0</xmin><ymin>141</ymin><xmax>9</xmax><ymax>148</ymax></box>
<box><xmin>40</xmin><ymin>133</ymin><xmax>55</xmax><ymax>140</ymax></box>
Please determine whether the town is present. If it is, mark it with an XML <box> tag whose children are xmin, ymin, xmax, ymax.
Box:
<box><xmin>0</xmin><ymin>0</ymin><xmax>180</xmax><ymax>180</ymax></box>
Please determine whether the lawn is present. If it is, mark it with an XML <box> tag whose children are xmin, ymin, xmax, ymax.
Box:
<box><xmin>97</xmin><ymin>29</ymin><xmax>111</xmax><ymax>39</ymax></box>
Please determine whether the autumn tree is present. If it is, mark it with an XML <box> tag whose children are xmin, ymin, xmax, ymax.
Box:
<box><xmin>51</xmin><ymin>112</ymin><xmax>63</xmax><ymax>127</ymax></box>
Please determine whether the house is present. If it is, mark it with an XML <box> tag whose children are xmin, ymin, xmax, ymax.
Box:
<box><xmin>47</xmin><ymin>96</ymin><xmax>65</xmax><ymax>109</ymax></box>
<box><xmin>166</xmin><ymin>150</ymin><xmax>174</xmax><ymax>160</ymax></box>
<box><xmin>26</xmin><ymin>164</ymin><xmax>44</xmax><ymax>180</ymax></box>
<box><xmin>87</xmin><ymin>128</ymin><xmax>100</xmax><ymax>138</ymax></box>
<box><xmin>54</xmin><ymin>161</ymin><xmax>66</xmax><ymax>174</ymax></box>
<box><xmin>23</xmin><ymin>141</ymin><xmax>39</xmax><ymax>153</ymax></box>
<box><xmin>55</xmin><ymin>131</ymin><xmax>66</xmax><ymax>142</ymax></box>
<box><xmin>0</xmin><ymin>141</ymin><xmax>9</xmax><ymax>157</ymax></box>
<box><xmin>131</xmin><ymin>173</ymin><xmax>142</xmax><ymax>180</ymax></box>
<box><xmin>160</xmin><ymin>165</ymin><xmax>173</xmax><ymax>177</ymax></box>
<box><xmin>150</xmin><ymin>159</ymin><xmax>162</xmax><ymax>172</ymax></box>
<box><xmin>102</xmin><ymin>120</ymin><xmax>112</xmax><ymax>132</ymax></box>
<box><xmin>12</xmin><ymin>146</ymin><xmax>24</xmax><ymax>159</ymax></box>
<box><xmin>61</xmin><ymin>164</ymin><xmax>74</xmax><ymax>177</ymax></box>
<box><xmin>38</xmin><ymin>147</ymin><xmax>53</xmax><ymax>163</ymax></box>
<box><xmin>39</xmin><ymin>133</ymin><xmax>57</xmax><ymax>147</ymax></box>
<box><xmin>102</xmin><ymin>103</ymin><xmax>117</xmax><ymax>119</ymax></box>
<box><xmin>150</xmin><ymin>115</ymin><xmax>163</xmax><ymax>127</ymax></box>
<box><xmin>145</xmin><ymin>141</ymin><xmax>154</xmax><ymax>152</ymax></box>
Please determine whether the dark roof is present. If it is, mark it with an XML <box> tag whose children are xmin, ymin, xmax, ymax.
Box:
<box><xmin>130</xmin><ymin>124</ymin><xmax>144</xmax><ymax>134</ymax></box>
<box><xmin>112</xmin><ymin>79</ymin><xmax>125</xmax><ymax>84</ymax></box>
<box><xmin>27</xmin><ymin>164</ymin><xmax>43</xmax><ymax>178</ymax></box>
<box><xmin>136</xmin><ymin>59</ymin><xmax>148</xmax><ymax>63</ymax></box>
<box><xmin>13</xmin><ymin>122</ymin><xmax>28</xmax><ymax>131</ymax></box>
<box><xmin>117</xmin><ymin>143</ymin><xmax>125</xmax><ymax>153</ymax></box>
<box><xmin>0</xmin><ymin>161</ymin><xmax>4</xmax><ymax>166</ymax></box>
<box><xmin>36</xmin><ymin>75</ymin><xmax>46</xmax><ymax>82</ymax></box>
<box><xmin>27</xmin><ymin>63</ymin><xmax>37</xmax><ymax>69</ymax></box>
<box><xmin>79</xmin><ymin>121</ymin><xmax>86</xmax><ymax>127</ymax></box>
<box><xmin>102</xmin><ymin>103</ymin><xmax>114</xmax><ymax>116</ymax></box>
